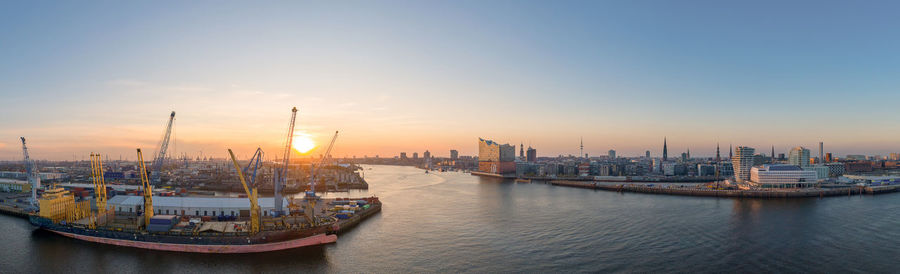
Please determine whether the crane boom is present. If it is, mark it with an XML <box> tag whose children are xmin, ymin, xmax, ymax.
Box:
<box><xmin>310</xmin><ymin>131</ymin><xmax>339</xmax><ymax>188</ymax></box>
<box><xmin>274</xmin><ymin>107</ymin><xmax>298</xmax><ymax>216</ymax></box>
<box><xmin>151</xmin><ymin>111</ymin><xmax>176</xmax><ymax>183</ymax></box>
<box><xmin>20</xmin><ymin>137</ymin><xmax>41</xmax><ymax>209</ymax></box>
<box><xmin>137</xmin><ymin>148</ymin><xmax>154</xmax><ymax>226</ymax></box>
<box><xmin>228</xmin><ymin>149</ymin><xmax>260</xmax><ymax>234</ymax></box>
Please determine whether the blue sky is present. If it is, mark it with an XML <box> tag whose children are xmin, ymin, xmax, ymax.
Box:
<box><xmin>2</xmin><ymin>1</ymin><xmax>900</xmax><ymax>160</ymax></box>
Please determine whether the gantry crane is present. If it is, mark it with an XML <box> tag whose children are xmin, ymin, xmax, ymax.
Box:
<box><xmin>20</xmin><ymin>137</ymin><xmax>41</xmax><ymax>210</ymax></box>
<box><xmin>274</xmin><ymin>107</ymin><xmax>298</xmax><ymax>216</ymax></box>
<box><xmin>229</xmin><ymin>148</ymin><xmax>260</xmax><ymax>234</ymax></box>
<box><xmin>136</xmin><ymin>148</ymin><xmax>154</xmax><ymax>226</ymax></box>
<box><xmin>90</xmin><ymin>153</ymin><xmax>108</xmax><ymax>216</ymax></box>
<box><xmin>151</xmin><ymin>111</ymin><xmax>176</xmax><ymax>183</ymax></box>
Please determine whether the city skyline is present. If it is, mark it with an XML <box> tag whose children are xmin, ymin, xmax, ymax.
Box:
<box><xmin>5</xmin><ymin>1</ymin><xmax>900</xmax><ymax>160</ymax></box>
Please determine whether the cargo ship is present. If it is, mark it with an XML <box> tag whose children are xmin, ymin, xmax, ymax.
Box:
<box><xmin>28</xmin><ymin>194</ymin><xmax>382</xmax><ymax>253</ymax></box>
<box><xmin>28</xmin><ymin>149</ymin><xmax>382</xmax><ymax>253</ymax></box>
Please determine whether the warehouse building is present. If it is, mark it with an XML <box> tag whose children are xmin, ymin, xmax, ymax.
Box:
<box><xmin>107</xmin><ymin>196</ymin><xmax>290</xmax><ymax>217</ymax></box>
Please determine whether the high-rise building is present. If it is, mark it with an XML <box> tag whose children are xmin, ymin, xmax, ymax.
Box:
<box><xmin>608</xmin><ymin>149</ymin><xmax>616</xmax><ymax>159</ymax></box>
<box><xmin>450</xmin><ymin>150</ymin><xmax>459</xmax><ymax>161</ymax></box>
<box><xmin>890</xmin><ymin>153</ymin><xmax>900</xmax><ymax>161</ymax></box>
<box><xmin>819</xmin><ymin>142</ymin><xmax>824</xmax><ymax>164</ymax></box>
<box><xmin>645</xmin><ymin>150</ymin><xmax>651</xmax><ymax>158</ymax></box>
<box><xmin>788</xmin><ymin>147</ymin><xmax>810</xmax><ymax>167</ymax></box>
<box><xmin>423</xmin><ymin>150</ymin><xmax>430</xmax><ymax>160</ymax></box>
<box><xmin>400</xmin><ymin>152</ymin><xmax>408</xmax><ymax>160</ymax></box>
<box><xmin>413</xmin><ymin>152</ymin><xmax>419</xmax><ymax>160</ymax></box>
<box><xmin>825</xmin><ymin>152</ymin><xmax>833</xmax><ymax>162</ymax></box>
<box><xmin>526</xmin><ymin>147</ymin><xmax>537</xmax><ymax>162</ymax></box>
<box><xmin>732</xmin><ymin>146</ymin><xmax>755</xmax><ymax>182</ymax></box>
<box><xmin>663</xmin><ymin>137</ymin><xmax>668</xmax><ymax>161</ymax></box>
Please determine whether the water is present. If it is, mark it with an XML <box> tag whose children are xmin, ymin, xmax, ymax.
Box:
<box><xmin>2</xmin><ymin>165</ymin><xmax>900</xmax><ymax>273</ymax></box>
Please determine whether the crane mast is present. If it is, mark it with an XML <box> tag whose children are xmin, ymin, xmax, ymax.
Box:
<box><xmin>229</xmin><ymin>149</ymin><xmax>260</xmax><ymax>234</ymax></box>
<box><xmin>306</xmin><ymin>131</ymin><xmax>338</xmax><ymax>224</ymax></box>
<box><xmin>137</xmin><ymin>148</ymin><xmax>154</xmax><ymax>226</ymax></box>
<box><xmin>20</xmin><ymin>137</ymin><xmax>41</xmax><ymax>209</ymax></box>
<box><xmin>90</xmin><ymin>153</ymin><xmax>108</xmax><ymax>216</ymax></box>
<box><xmin>151</xmin><ymin>111</ymin><xmax>176</xmax><ymax>183</ymax></box>
<box><xmin>274</xmin><ymin>107</ymin><xmax>297</xmax><ymax>216</ymax></box>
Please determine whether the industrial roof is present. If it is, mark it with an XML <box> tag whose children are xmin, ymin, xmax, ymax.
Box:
<box><xmin>107</xmin><ymin>195</ymin><xmax>289</xmax><ymax>208</ymax></box>
<box><xmin>761</xmin><ymin>165</ymin><xmax>803</xmax><ymax>171</ymax></box>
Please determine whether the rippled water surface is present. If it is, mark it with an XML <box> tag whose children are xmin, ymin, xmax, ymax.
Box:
<box><xmin>2</xmin><ymin>165</ymin><xmax>900</xmax><ymax>273</ymax></box>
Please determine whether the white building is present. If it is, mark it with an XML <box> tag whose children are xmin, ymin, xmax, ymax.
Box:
<box><xmin>750</xmin><ymin>164</ymin><xmax>818</xmax><ymax>188</ymax></box>
<box><xmin>732</xmin><ymin>146</ymin><xmax>755</xmax><ymax>182</ymax></box>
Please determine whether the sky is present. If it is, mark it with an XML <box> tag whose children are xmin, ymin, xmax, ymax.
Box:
<box><xmin>2</xmin><ymin>0</ymin><xmax>900</xmax><ymax>161</ymax></box>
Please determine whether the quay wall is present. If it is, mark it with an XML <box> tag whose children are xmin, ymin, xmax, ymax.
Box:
<box><xmin>550</xmin><ymin>180</ymin><xmax>892</xmax><ymax>198</ymax></box>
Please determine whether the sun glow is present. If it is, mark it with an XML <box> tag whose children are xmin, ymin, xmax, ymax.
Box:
<box><xmin>292</xmin><ymin>134</ymin><xmax>316</xmax><ymax>154</ymax></box>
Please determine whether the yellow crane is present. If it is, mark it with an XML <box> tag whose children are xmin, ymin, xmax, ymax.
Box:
<box><xmin>136</xmin><ymin>149</ymin><xmax>154</xmax><ymax>227</ymax></box>
<box><xmin>228</xmin><ymin>149</ymin><xmax>260</xmax><ymax>234</ymax></box>
<box><xmin>90</xmin><ymin>153</ymin><xmax>108</xmax><ymax>216</ymax></box>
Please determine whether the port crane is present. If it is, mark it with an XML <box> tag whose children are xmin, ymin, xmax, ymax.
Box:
<box><xmin>151</xmin><ymin>111</ymin><xmax>176</xmax><ymax>184</ymax></box>
<box><xmin>229</xmin><ymin>148</ymin><xmax>261</xmax><ymax>234</ymax></box>
<box><xmin>90</xmin><ymin>153</ymin><xmax>108</xmax><ymax>216</ymax></box>
<box><xmin>20</xmin><ymin>137</ymin><xmax>41</xmax><ymax>209</ymax></box>
<box><xmin>136</xmin><ymin>148</ymin><xmax>154</xmax><ymax>226</ymax></box>
<box><xmin>274</xmin><ymin>107</ymin><xmax>298</xmax><ymax>216</ymax></box>
<box><xmin>306</xmin><ymin>131</ymin><xmax>338</xmax><ymax>224</ymax></box>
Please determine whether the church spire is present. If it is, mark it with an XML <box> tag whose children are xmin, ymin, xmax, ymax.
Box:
<box><xmin>663</xmin><ymin>137</ymin><xmax>668</xmax><ymax>161</ymax></box>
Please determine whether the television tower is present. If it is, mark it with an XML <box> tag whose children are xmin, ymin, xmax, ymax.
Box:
<box><xmin>580</xmin><ymin>137</ymin><xmax>584</xmax><ymax>159</ymax></box>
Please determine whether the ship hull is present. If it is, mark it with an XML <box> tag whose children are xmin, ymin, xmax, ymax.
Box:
<box><xmin>50</xmin><ymin>229</ymin><xmax>336</xmax><ymax>253</ymax></box>
<box><xmin>29</xmin><ymin>215</ymin><xmax>337</xmax><ymax>253</ymax></box>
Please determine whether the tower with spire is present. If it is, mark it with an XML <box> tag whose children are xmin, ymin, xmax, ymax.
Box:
<box><xmin>715</xmin><ymin>143</ymin><xmax>721</xmax><ymax>185</ymax></box>
<box><xmin>729</xmin><ymin>144</ymin><xmax>733</xmax><ymax>159</ymax></box>
<box><xmin>520</xmin><ymin>142</ymin><xmax>525</xmax><ymax>160</ymax></box>
<box><xmin>580</xmin><ymin>137</ymin><xmax>584</xmax><ymax>159</ymax></box>
<box><xmin>771</xmin><ymin>146</ymin><xmax>776</xmax><ymax>163</ymax></box>
<box><xmin>663</xmin><ymin>137</ymin><xmax>668</xmax><ymax>161</ymax></box>
<box><xmin>687</xmin><ymin>148</ymin><xmax>691</xmax><ymax>159</ymax></box>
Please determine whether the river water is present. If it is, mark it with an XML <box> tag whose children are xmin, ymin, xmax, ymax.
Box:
<box><xmin>2</xmin><ymin>165</ymin><xmax>899</xmax><ymax>273</ymax></box>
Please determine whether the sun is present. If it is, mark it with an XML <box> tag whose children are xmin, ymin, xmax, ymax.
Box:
<box><xmin>292</xmin><ymin>134</ymin><xmax>316</xmax><ymax>154</ymax></box>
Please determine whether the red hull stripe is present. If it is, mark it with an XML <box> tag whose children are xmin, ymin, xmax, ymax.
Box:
<box><xmin>52</xmin><ymin>231</ymin><xmax>337</xmax><ymax>253</ymax></box>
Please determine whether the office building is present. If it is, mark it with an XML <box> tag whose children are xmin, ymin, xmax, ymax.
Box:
<box><xmin>819</xmin><ymin>142</ymin><xmax>824</xmax><ymax>164</ymax></box>
<box><xmin>526</xmin><ymin>147</ymin><xmax>537</xmax><ymax>162</ymax></box>
<box><xmin>413</xmin><ymin>152</ymin><xmax>419</xmax><ymax>160</ymax></box>
<box><xmin>645</xmin><ymin>150</ymin><xmax>651</xmax><ymax>158</ymax></box>
<box><xmin>788</xmin><ymin>147</ymin><xmax>810</xmax><ymax>167</ymax></box>
<box><xmin>732</xmin><ymin>146</ymin><xmax>755</xmax><ymax>182</ymax></box>
<box><xmin>423</xmin><ymin>150</ymin><xmax>430</xmax><ymax>159</ymax></box>
<box><xmin>750</xmin><ymin>164</ymin><xmax>818</xmax><ymax>188</ymax></box>
<box><xmin>450</xmin><ymin>150</ymin><xmax>459</xmax><ymax>161</ymax></box>
<box><xmin>608</xmin><ymin>149</ymin><xmax>616</xmax><ymax>159</ymax></box>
